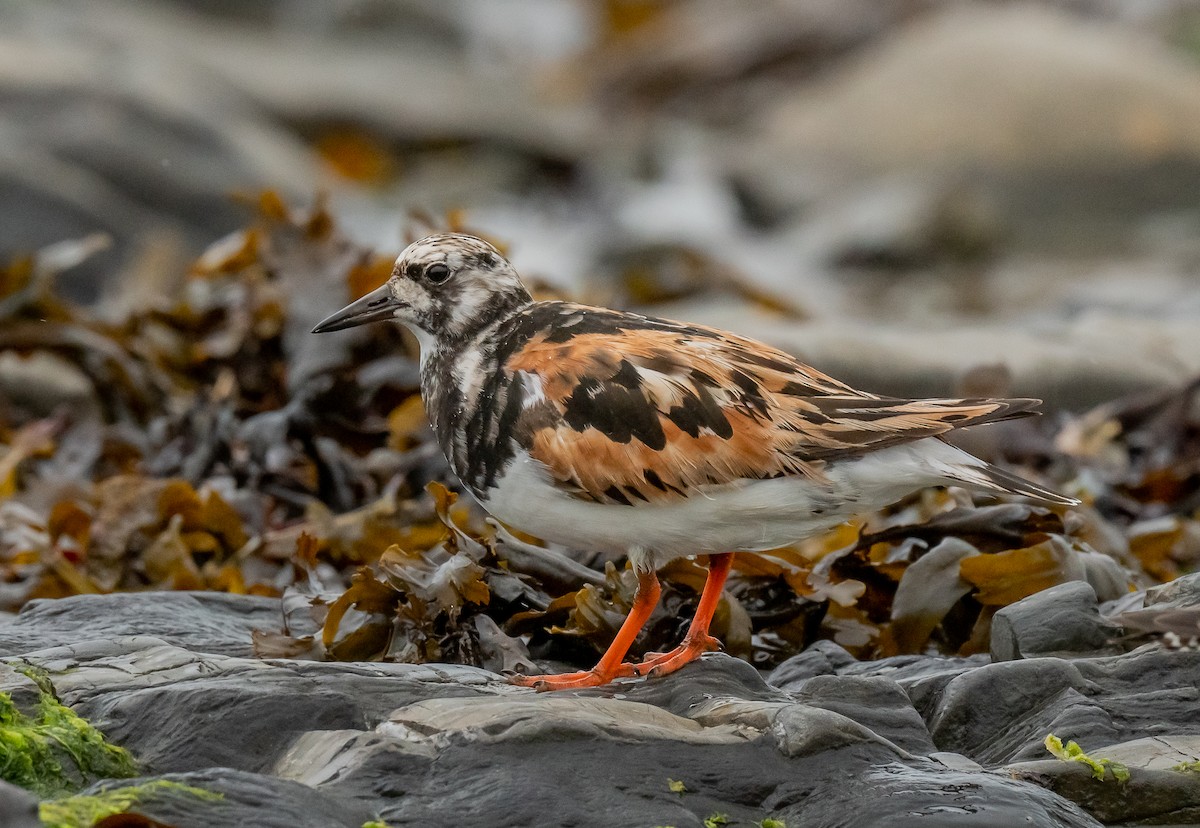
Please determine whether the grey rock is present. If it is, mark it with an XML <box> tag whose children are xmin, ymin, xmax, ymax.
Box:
<box><xmin>845</xmin><ymin>652</ymin><xmax>990</xmax><ymax>682</ymax></box>
<box><xmin>1145</xmin><ymin>571</ymin><xmax>1200</xmax><ymax>609</ymax></box>
<box><xmin>921</xmin><ymin>649</ymin><xmax>1200</xmax><ymax>766</ymax></box>
<box><xmin>923</xmin><ymin>658</ymin><xmax>1092</xmax><ymax>764</ymax></box>
<box><xmin>1099</xmin><ymin>588</ymin><xmax>1147</xmax><ymax>616</ymax></box>
<box><xmin>1074</xmin><ymin>649</ymin><xmax>1200</xmax><ymax>747</ymax></box>
<box><xmin>379</xmin><ymin>694</ymin><xmax>756</xmax><ymax>748</ymax></box>
<box><xmin>770</xmin><ymin>645</ymin><xmax>990</xmax><ymax>749</ymax></box>
<box><xmin>612</xmin><ymin>652</ymin><xmax>787</xmax><ymax>715</ymax></box>
<box><xmin>991</xmin><ymin>581</ymin><xmax>1121</xmax><ymax>661</ymax></box>
<box><xmin>277</xmin><ymin>695</ymin><xmax>1043</xmax><ymax>828</ymax></box>
<box><xmin>314</xmin><ymin>724</ymin><xmax>794</xmax><ymax>828</ymax></box>
<box><xmin>897</xmin><ymin>658</ymin><xmax>986</xmax><ymax>722</ymax></box>
<box><xmin>785</xmin><ymin>763</ymin><xmax>1102</xmax><ymax>828</ymax></box>
<box><xmin>1</xmin><ymin>591</ymin><xmax>1195</xmax><ymax>826</ymax></box>
<box><xmin>0</xmin><ymin>592</ymin><xmax>283</xmax><ymax>658</ymax></box>
<box><xmin>17</xmin><ymin>637</ymin><xmax>498</xmax><ymax>774</ymax></box>
<box><xmin>1007</xmin><ymin>744</ymin><xmax>1200</xmax><ymax>827</ymax></box>
<box><xmin>0</xmin><ymin>780</ymin><xmax>39</xmax><ymax>828</ymax></box>
<box><xmin>771</xmin><ymin>703</ymin><xmax>908</xmax><ymax>760</ymax></box>
<box><xmin>84</xmin><ymin>768</ymin><xmax>374</xmax><ymax>828</ymax></box>
<box><xmin>797</xmin><ymin>674</ymin><xmax>936</xmax><ymax>755</ymax></box>
<box><xmin>775</xmin><ymin>644</ymin><xmax>991</xmax><ymax>682</ymax></box>
<box><xmin>1107</xmin><ymin>570</ymin><xmax>1200</xmax><ymax>644</ymax></box>
<box><xmin>268</xmin><ymin>672</ymin><xmax>804</xmax><ymax>828</ymax></box>
<box><xmin>768</xmin><ymin>639</ymin><xmax>857</xmax><ymax>690</ymax></box>
<box><xmin>1095</xmin><ymin>734</ymin><xmax>1200</xmax><ymax>771</ymax></box>
<box><xmin>0</xmin><ymin>662</ymin><xmax>44</xmax><ymax>713</ymax></box>
<box><xmin>929</xmin><ymin>751</ymin><xmax>983</xmax><ymax>771</ymax></box>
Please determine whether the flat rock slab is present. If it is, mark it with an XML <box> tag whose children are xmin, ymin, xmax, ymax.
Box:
<box><xmin>5</xmin><ymin>590</ymin><xmax>1198</xmax><ymax>827</ymax></box>
<box><xmin>21</xmin><ymin>637</ymin><xmax>497</xmax><ymax>774</ymax></box>
<box><xmin>0</xmin><ymin>592</ymin><xmax>283</xmax><ymax>658</ymax></box>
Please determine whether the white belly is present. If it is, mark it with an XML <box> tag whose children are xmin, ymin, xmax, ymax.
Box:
<box><xmin>477</xmin><ymin>434</ymin><xmax>993</xmax><ymax>564</ymax></box>
<box><xmin>478</xmin><ymin>442</ymin><xmax>964</xmax><ymax>567</ymax></box>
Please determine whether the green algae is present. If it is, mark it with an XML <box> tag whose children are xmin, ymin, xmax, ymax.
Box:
<box><xmin>39</xmin><ymin>779</ymin><xmax>222</xmax><ymax>828</ymax></box>
<box><xmin>1044</xmin><ymin>734</ymin><xmax>1130</xmax><ymax>783</ymax></box>
<box><xmin>0</xmin><ymin>666</ymin><xmax>136</xmax><ymax>797</ymax></box>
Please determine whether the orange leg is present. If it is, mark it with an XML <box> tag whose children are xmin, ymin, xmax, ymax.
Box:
<box><xmin>633</xmin><ymin>553</ymin><xmax>733</xmax><ymax>678</ymax></box>
<box><xmin>510</xmin><ymin>568</ymin><xmax>662</xmax><ymax>692</ymax></box>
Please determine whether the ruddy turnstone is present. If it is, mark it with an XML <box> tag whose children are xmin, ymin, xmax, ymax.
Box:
<box><xmin>313</xmin><ymin>233</ymin><xmax>1079</xmax><ymax>691</ymax></box>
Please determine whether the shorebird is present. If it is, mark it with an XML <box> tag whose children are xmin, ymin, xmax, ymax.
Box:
<box><xmin>313</xmin><ymin>233</ymin><xmax>1077</xmax><ymax>691</ymax></box>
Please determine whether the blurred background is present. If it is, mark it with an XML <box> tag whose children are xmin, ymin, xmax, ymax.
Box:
<box><xmin>5</xmin><ymin>0</ymin><xmax>1200</xmax><ymax>406</ymax></box>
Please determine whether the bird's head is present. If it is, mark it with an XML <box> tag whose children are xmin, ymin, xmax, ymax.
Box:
<box><xmin>312</xmin><ymin>233</ymin><xmax>532</xmax><ymax>346</ymax></box>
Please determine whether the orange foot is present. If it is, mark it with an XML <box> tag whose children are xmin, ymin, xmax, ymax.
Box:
<box><xmin>633</xmin><ymin>633</ymin><xmax>722</xmax><ymax>678</ymax></box>
<box><xmin>508</xmin><ymin>662</ymin><xmax>636</xmax><ymax>692</ymax></box>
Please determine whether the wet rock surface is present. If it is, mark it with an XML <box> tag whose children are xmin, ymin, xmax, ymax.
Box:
<box><xmin>2</xmin><ymin>589</ymin><xmax>1198</xmax><ymax>827</ymax></box>
<box><xmin>990</xmin><ymin>580</ymin><xmax>1121</xmax><ymax>661</ymax></box>
<box><xmin>1008</xmin><ymin>735</ymin><xmax>1200</xmax><ymax>826</ymax></box>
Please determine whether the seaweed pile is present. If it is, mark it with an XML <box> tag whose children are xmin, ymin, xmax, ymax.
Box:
<box><xmin>1</xmin><ymin>197</ymin><xmax>1196</xmax><ymax>675</ymax></box>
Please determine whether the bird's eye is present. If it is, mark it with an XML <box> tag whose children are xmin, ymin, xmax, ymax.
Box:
<box><xmin>424</xmin><ymin>263</ymin><xmax>451</xmax><ymax>284</ymax></box>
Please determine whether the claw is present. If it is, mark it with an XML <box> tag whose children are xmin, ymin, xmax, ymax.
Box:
<box><xmin>632</xmin><ymin>633</ymin><xmax>722</xmax><ymax>678</ymax></box>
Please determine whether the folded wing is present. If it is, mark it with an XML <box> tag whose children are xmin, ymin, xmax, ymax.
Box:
<box><xmin>503</xmin><ymin>307</ymin><xmax>1037</xmax><ymax>505</ymax></box>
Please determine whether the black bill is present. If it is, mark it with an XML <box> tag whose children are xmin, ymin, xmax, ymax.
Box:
<box><xmin>311</xmin><ymin>284</ymin><xmax>402</xmax><ymax>333</ymax></box>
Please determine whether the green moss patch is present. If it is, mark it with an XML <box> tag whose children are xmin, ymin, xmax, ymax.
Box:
<box><xmin>40</xmin><ymin>779</ymin><xmax>222</xmax><ymax>828</ymax></box>
<box><xmin>0</xmin><ymin>666</ymin><xmax>136</xmax><ymax>797</ymax></box>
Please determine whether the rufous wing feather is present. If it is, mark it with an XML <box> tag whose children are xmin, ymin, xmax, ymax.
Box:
<box><xmin>503</xmin><ymin>306</ymin><xmax>1041</xmax><ymax>505</ymax></box>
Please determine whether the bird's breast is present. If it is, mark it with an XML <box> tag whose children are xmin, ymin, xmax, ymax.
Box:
<box><xmin>422</xmin><ymin>341</ymin><xmax>524</xmax><ymax>499</ymax></box>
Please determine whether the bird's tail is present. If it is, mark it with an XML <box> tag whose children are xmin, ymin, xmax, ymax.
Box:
<box><xmin>947</xmin><ymin>461</ymin><xmax>1080</xmax><ymax>506</ymax></box>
